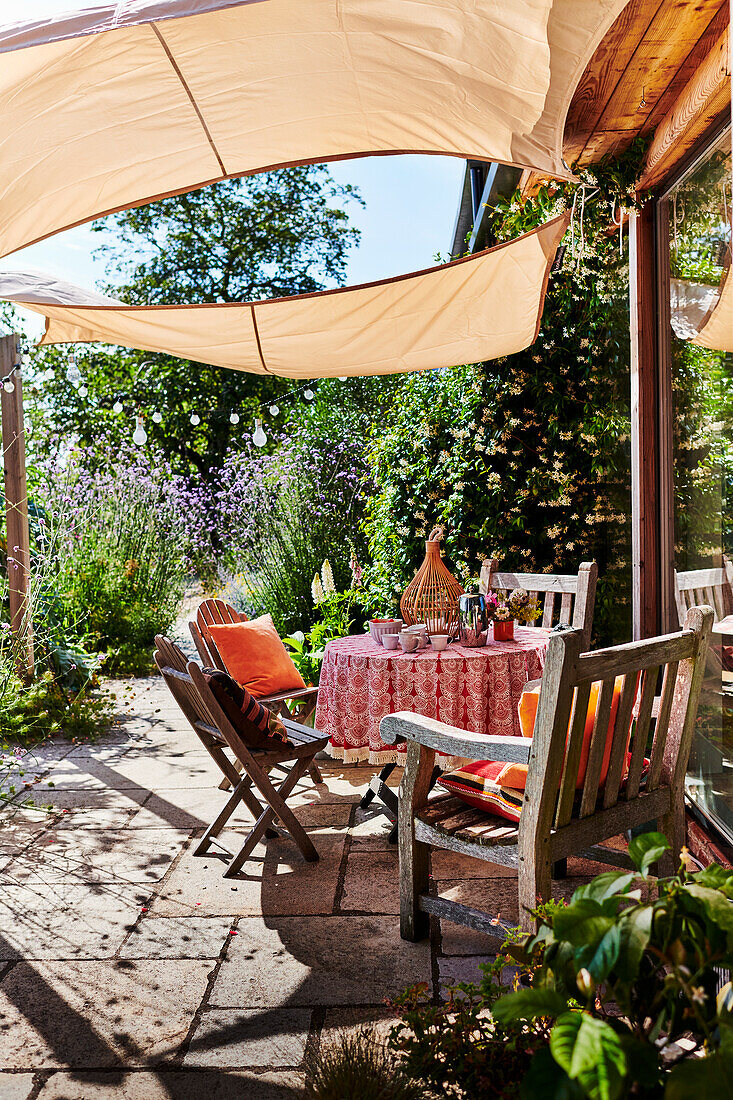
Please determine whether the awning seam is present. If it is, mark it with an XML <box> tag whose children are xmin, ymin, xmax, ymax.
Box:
<box><xmin>150</xmin><ymin>22</ymin><xmax>227</xmax><ymax>177</ymax></box>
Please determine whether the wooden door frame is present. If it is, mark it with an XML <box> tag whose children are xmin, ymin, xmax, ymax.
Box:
<box><xmin>631</xmin><ymin>116</ymin><xmax>732</xmax><ymax>640</ymax></box>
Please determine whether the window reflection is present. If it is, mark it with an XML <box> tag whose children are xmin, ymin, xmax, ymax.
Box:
<box><xmin>667</xmin><ymin>126</ymin><xmax>733</xmax><ymax>842</ymax></box>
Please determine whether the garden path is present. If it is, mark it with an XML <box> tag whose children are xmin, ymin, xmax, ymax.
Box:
<box><xmin>0</xmin><ymin>655</ymin><xmax>606</xmax><ymax>1098</ymax></box>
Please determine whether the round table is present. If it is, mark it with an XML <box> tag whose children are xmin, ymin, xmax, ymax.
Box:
<box><xmin>315</xmin><ymin>628</ymin><xmax>551</xmax><ymax>765</ymax></box>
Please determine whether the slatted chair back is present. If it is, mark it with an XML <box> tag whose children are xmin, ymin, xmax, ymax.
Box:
<box><xmin>522</xmin><ymin>606</ymin><xmax>713</xmax><ymax>874</ymax></box>
<box><xmin>674</xmin><ymin>556</ymin><xmax>733</xmax><ymax>626</ymax></box>
<box><xmin>190</xmin><ymin>598</ymin><xmax>245</xmax><ymax>671</ymax></box>
<box><xmin>154</xmin><ymin>634</ymin><xmax>217</xmax><ymax>737</ymax></box>
<box><xmin>480</xmin><ymin>559</ymin><xmax>598</xmax><ymax>649</ymax></box>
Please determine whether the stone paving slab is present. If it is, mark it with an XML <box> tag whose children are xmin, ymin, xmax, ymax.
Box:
<box><xmin>183</xmin><ymin>1007</ymin><xmax>311</xmax><ymax>1069</ymax></box>
<box><xmin>0</xmin><ymin>884</ymin><xmax>148</xmax><ymax>960</ymax></box>
<box><xmin>1</xmin><ymin>828</ymin><xmax>189</xmax><ymax>886</ymax></box>
<box><xmin>150</xmin><ymin>845</ymin><xmax>344</xmax><ymax>918</ymax></box>
<box><xmin>0</xmin><ymin>959</ymin><xmax>212</xmax><ymax>1069</ymax></box>
<box><xmin>119</xmin><ymin>916</ymin><xmax>235</xmax><ymax>960</ymax></box>
<box><xmin>0</xmin><ymin>1074</ymin><xmax>36</xmax><ymax>1100</ymax></box>
<box><xmin>210</xmin><ymin>916</ymin><xmax>432</xmax><ymax>1007</ymax></box>
<box><xmin>34</xmin><ymin>1069</ymin><xmax>305</xmax><ymax>1099</ymax></box>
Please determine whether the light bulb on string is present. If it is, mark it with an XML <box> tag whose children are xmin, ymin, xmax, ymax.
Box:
<box><xmin>132</xmin><ymin>416</ymin><xmax>147</xmax><ymax>446</ymax></box>
<box><xmin>3</xmin><ymin>377</ymin><xmax>15</xmax><ymax>393</ymax></box>
<box><xmin>78</xmin><ymin>385</ymin><xmax>88</xmax><ymax>398</ymax></box>
<box><xmin>268</xmin><ymin>405</ymin><xmax>279</xmax><ymax>417</ymax></box>
<box><xmin>190</xmin><ymin>413</ymin><xmax>201</xmax><ymax>426</ymax></box>
<box><xmin>66</xmin><ymin>356</ymin><xmax>82</xmax><ymax>384</ymax></box>
<box><xmin>338</xmin><ymin>376</ymin><xmax>348</xmax><ymax>382</ymax></box>
<box><xmin>112</xmin><ymin>400</ymin><xmax>123</xmax><ymax>414</ymax></box>
<box><xmin>304</xmin><ymin>388</ymin><xmax>314</xmax><ymax>401</ymax></box>
<box><xmin>252</xmin><ymin>419</ymin><xmax>267</xmax><ymax>448</ymax></box>
<box><xmin>152</xmin><ymin>411</ymin><xmax>162</xmax><ymax>424</ymax></box>
<box><xmin>229</xmin><ymin>411</ymin><xmax>240</xmax><ymax>425</ymax></box>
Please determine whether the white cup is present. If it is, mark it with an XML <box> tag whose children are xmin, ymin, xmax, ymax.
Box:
<box><xmin>399</xmin><ymin>631</ymin><xmax>420</xmax><ymax>653</ymax></box>
<box><xmin>431</xmin><ymin>635</ymin><xmax>449</xmax><ymax>651</ymax></box>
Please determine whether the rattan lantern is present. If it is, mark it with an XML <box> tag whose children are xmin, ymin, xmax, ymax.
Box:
<box><xmin>400</xmin><ymin>527</ymin><xmax>464</xmax><ymax>635</ymax></box>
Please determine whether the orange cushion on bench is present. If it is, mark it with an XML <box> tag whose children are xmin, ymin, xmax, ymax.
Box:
<box><xmin>509</xmin><ymin>676</ymin><xmax>630</xmax><ymax>790</ymax></box>
<box><xmin>207</xmin><ymin>614</ymin><xmax>306</xmax><ymax>697</ymax></box>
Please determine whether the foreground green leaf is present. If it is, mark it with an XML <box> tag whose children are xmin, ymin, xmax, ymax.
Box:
<box><xmin>550</xmin><ymin>1012</ymin><xmax>627</xmax><ymax>1100</ymax></box>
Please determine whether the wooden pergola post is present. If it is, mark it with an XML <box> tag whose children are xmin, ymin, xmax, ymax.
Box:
<box><xmin>1</xmin><ymin>332</ymin><xmax>34</xmax><ymax>677</ymax></box>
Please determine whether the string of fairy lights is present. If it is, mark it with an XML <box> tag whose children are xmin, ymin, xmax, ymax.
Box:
<box><xmin>0</xmin><ymin>348</ymin><xmax>351</xmax><ymax>448</ymax></box>
<box><xmin>59</xmin><ymin>354</ymin><xmax>350</xmax><ymax>448</ymax></box>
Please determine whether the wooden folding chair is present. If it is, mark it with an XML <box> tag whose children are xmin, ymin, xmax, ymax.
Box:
<box><xmin>154</xmin><ymin>635</ymin><xmax>329</xmax><ymax>878</ymax></box>
<box><xmin>190</xmin><ymin>598</ymin><xmax>322</xmax><ymax>786</ymax></box>
<box><xmin>382</xmin><ymin>605</ymin><xmax>713</xmax><ymax>938</ymax></box>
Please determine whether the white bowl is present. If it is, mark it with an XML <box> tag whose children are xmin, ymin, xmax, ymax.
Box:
<box><xmin>431</xmin><ymin>635</ymin><xmax>449</xmax><ymax>652</ymax></box>
<box><xmin>368</xmin><ymin>619</ymin><xmax>403</xmax><ymax>645</ymax></box>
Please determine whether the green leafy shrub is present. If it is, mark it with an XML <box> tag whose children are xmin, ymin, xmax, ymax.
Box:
<box><xmin>364</xmin><ymin>146</ymin><xmax>648</xmax><ymax>645</ymax></box>
<box><xmin>284</xmin><ymin>560</ymin><xmax>358</xmax><ymax>683</ymax></box>
<box><xmin>390</xmin><ymin>833</ymin><xmax>733</xmax><ymax>1100</ymax></box>
<box><xmin>51</xmin><ymin>443</ymin><xmax>188</xmax><ymax>672</ymax></box>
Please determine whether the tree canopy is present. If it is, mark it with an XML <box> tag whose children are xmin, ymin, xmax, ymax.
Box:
<box><xmin>30</xmin><ymin>166</ymin><xmax>363</xmax><ymax>480</ymax></box>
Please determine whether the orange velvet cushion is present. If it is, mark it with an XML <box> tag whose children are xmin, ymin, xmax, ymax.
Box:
<box><xmin>207</xmin><ymin>615</ymin><xmax>307</xmax><ymax>697</ymax></box>
<box><xmin>503</xmin><ymin>676</ymin><xmax>629</xmax><ymax>790</ymax></box>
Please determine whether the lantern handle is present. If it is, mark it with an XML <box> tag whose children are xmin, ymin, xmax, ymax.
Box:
<box><xmin>428</xmin><ymin>526</ymin><xmax>444</xmax><ymax>543</ymax></box>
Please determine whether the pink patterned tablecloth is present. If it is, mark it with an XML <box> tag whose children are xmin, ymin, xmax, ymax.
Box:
<box><xmin>316</xmin><ymin>629</ymin><xmax>551</xmax><ymax>765</ymax></box>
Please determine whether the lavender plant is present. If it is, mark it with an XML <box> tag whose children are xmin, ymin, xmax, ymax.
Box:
<box><xmin>192</xmin><ymin>426</ymin><xmax>371</xmax><ymax>635</ymax></box>
<box><xmin>48</xmin><ymin>441</ymin><xmax>189</xmax><ymax>672</ymax></box>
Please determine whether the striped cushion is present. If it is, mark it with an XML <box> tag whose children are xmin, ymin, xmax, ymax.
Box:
<box><xmin>203</xmin><ymin>668</ymin><xmax>292</xmax><ymax>750</ymax></box>
<box><xmin>438</xmin><ymin>754</ymin><xmax>650</xmax><ymax>825</ymax></box>
<box><xmin>437</xmin><ymin>761</ymin><xmax>524</xmax><ymax>823</ymax></box>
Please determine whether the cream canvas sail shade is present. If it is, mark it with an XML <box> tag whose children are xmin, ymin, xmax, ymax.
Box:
<box><xmin>694</xmin><ymin>264</ymin><xmax>733</xmax><ymax>353</ymax></box>
<box><xmin>0</xmin><ymin>0</ymin><xmax>627</xmax><ymax>259</ymax></box>
<box><xmin>0</xmin><ymin>216</ymin><xmax>569</xmax><ymax>377</ymax></box>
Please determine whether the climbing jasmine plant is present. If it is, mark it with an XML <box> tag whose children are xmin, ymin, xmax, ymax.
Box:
<box><xmin>363</xmin><ymin>140</ymin><xmax>649</xmax><ymax>644</ymax></box>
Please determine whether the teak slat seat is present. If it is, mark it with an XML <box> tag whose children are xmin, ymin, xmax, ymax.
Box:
<box><xmin>381</xmin><ymin>606</ymin><xmax>713</xmax><ymax>938</ymax></box>
<box><xmin>154</xmin><ymin>635</ymin><xmax>328</xmax><ymax>878</ymax></box>
<box><xmin>190</xmin><ymin>598</ymin><xmax>321</xmax><ymax>786</ymax></box>
<box><xmin>479</xmin><ymin>559</ymin><xmax>598</xmax><ymax>649</ymax></box>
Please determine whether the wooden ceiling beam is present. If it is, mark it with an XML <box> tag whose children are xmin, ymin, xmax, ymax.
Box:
<box><xmin>564</xmin><ymin>0</ymin><xmax>663</xmax><ymax>165</ymax></box>
<box><xmin>581</xmin><ymin>0</ymin><xmax>725</xmax><ymax>157</ymax></box>
<box><xmin>639</xmin><ymin>26</ymin><xmax>730</xmax><ymax>188</ymax></box>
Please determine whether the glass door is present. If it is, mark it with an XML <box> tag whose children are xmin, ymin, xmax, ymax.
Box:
<box><xmin>664</xmin><ymin>126</ymin><xmax>733</xmax><ymax>842</ymax></box>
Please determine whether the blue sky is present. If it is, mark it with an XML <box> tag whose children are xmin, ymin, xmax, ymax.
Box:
<box><xmin>0</xmin><ymin>2</ymin><xmax>465</xmax><ymax>336</ymax></box>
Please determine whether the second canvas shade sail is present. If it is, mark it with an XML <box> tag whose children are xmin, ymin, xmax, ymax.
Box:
<box><xmin>0</xmin><ymin>216</ymin><xmax>569</xmax><ymax>377</ymax></box>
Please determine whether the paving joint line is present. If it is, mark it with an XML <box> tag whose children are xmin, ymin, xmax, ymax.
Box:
<box><xmin>332</xmin><ymin>803</ymin><xmax>358</xmax><ymax>914</ymax></box>
<box><xmin>174</xmin><ymin>913</ymin><xmax>242</xmax><ymax>1067</ymax></box>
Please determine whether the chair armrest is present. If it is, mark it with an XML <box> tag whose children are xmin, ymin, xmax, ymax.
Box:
<box><xmin>380</xmin><ymin>711</ymin><xmax>531</xmax><ymax>763</ymax></box>
<box><xmin>259</xmin><ymin>686</ymin><xmax>319</xmax><ymax>705</ymax></box>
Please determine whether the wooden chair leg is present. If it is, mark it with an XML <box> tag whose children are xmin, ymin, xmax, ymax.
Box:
<box><xmin>196</xmin><ymin>778</ymin><xmax>251</xmax><ymax>854</ymax></box>
<box><xmin>398</xmin><ymin>744</ymin><xmax>434</xmax><ymax>942</ymax></box>
<box><xmin>224</xmin><ymin>754</ymin><xmax>318</xmax><ymax>877</ymax></box>
<box><xmin>308</xmin><ymin>762</ymin><xmax>323</xmax><ymax>785</ymax></box>
<box><xmin>518</xmin><ymin>856</ymin><xmax>550</xmax><ymax>933</ymax></box>
<box><xmin>658</xmin><ymin>803</ymin><xmax>685</xmax><ymax>876</ymax></box>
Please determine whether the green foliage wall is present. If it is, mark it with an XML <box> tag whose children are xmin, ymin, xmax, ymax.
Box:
<box><xmin>363</xmin><ymin>145</ymin><xmax>647</xmax><ymax>644</ymax></box>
